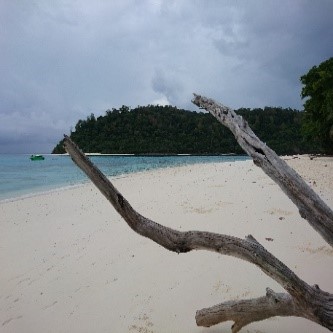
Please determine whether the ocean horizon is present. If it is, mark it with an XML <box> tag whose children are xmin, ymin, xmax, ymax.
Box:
<box><xmin>0</xmin><ymin>154</ymin><xmax>249</xmax><ymax>202</ymax></box>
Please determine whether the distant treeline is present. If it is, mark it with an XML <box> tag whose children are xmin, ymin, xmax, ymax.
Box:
<box><xmin>52</xmin><ymin>105</ymin><xmax>322</xmax><ymax>155</ymax></box>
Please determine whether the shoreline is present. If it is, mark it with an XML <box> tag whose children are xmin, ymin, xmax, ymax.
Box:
<box><xmin>0</xmin><ymin>182</ymin><xmax>88</xmax><ymax>204</ymax></box>
<box><xmin>1</xmin><ymin>156</ymin><xmax>332</xmax><ymax>332</ymax></box>
<box><xmin>0</xmin><ymin>155</ymin><xmax>250</xmax><ymax>202</ymax></box>
<box><xmin>51</xmin><ymin>152</ymin><xmax>242</xmax><ymax>157</ymax></box>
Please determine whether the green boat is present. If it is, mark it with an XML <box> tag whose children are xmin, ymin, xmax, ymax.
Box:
<box><xmin>30</xmin><ymin>154</ymin><xmax>45</xmax><ymax>161</ymax></box>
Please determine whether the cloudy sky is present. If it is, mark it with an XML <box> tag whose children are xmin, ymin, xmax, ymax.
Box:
<box><xmin>1</xmin><ymin>0</ymin><xmax>332</xmax><ymax>153</ymax></box>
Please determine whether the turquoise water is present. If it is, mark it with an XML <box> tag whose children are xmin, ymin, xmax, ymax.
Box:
<box><xmin>0</xmin><ymin>154</ymin><xmax>249</xmax><ymax>201</ymax></box>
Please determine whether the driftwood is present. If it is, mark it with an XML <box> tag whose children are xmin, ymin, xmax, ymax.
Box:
<box><xmin>192</xmin><ymin>94</ymin><xmax>333</xmax><ymax>248</ymax></box>
<box><xmin>63</xmin><ymin>95</ymin><xmax>333</xmax><ymax>332</ymax></box>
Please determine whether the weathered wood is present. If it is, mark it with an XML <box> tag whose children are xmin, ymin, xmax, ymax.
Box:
<box><xmin>63</xmin><ymin>135</ymin><xmax>333</xmax><ymax>332</ymax></box>
<box><xmin>192</xmin><ymin>94</ymin><xmax>333</xmax><ymax>248</ymax></box>
<box><xmin>196</xmin><ymin>286</ymin><xmax>333</xmax><ymax>332</ymax></box>
<box><xmin>196</xmin><ymin>288</ymin><xmax>297</xmax><ymax>332</ymax></box>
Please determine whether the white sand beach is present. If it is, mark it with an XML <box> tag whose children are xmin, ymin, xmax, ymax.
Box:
<box><xmin>1</xmin><ymin>156</ymin><xmax>333</xmax><ymax>333</ymax></box>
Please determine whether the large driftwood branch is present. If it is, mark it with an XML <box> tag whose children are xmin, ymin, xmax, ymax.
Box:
<box><xmin>192</xmin><ymin>94</ymin><xmax>333</xmax><ymax>247</ymax></box>
<box><xmin>63</xmin><ymin>135</ymin><xmax>333</xmax><ymax>332</ymax></box>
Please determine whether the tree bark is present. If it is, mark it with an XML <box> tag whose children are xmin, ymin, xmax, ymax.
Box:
<box><xmin>196</xmin><ymin>288</ymin><xmax>297</xmax><ymax>332</ymax></box>
<box><xmin>192</xmin><ymin>94</ymin><xmax>333</xmax><ymax>248</ymax></box>
<box><xmin>63</xmin><ymin>134</ymin><xmax>333</xmax><ymax>332</ymax></box>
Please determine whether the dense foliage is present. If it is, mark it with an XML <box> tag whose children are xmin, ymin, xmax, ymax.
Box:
<box><xmin>52</xmin><ymin>105</ymin><xmax>320</xmax><ymax>155</ymax></box>
<box><xmin>301</xmin><ymin>57</ymin><xmax>333</xmax><ymax>154</ymax></box>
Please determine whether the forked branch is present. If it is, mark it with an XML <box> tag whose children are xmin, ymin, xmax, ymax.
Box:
<box><xmin>196</xmin><ymin>288</ymin><xmax>297</xmax><ymax>332</ymax></box>
<box><xmin>63</xmin><ymin>135</ymin><xmax>333</xmax><ymax>332</ymax></box>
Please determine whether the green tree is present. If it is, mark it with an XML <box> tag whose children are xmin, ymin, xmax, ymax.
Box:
<box><xmin>52</xmin><ymin>104</ymin><xmax>320</xmax><ymax>155</ymax></box>
<box><xmin>301</xmin><ymin>57</ymin><xmax>333</xmax><ymax>153</ymax></box>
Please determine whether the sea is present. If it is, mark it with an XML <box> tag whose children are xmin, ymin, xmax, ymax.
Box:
<box><xmin>0</xmin><ymin>154</ymin><xmax>249</xmax><ymax>201</ymax></box>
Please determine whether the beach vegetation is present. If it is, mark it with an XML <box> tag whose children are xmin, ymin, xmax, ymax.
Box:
<box><xmin>301</xmin><ymin>57</ymin><xmax>333</xmax><ymax>154</ymax></box>
<box><xmin>52</xmin><ymin>105</ymin><xmax>319</xmax><ymax>155</ymax></box>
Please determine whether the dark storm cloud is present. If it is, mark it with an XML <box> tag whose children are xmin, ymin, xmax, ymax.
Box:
<box><xmin>0</xmin><ymin>0</ymin><xmax>332</xmax><ymax>153</ymax></box>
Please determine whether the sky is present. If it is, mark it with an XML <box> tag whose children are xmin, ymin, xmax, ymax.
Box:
<box><xmin>1</xmin><ymin>1</ymin><xmax>332</xmax><ymax>153</ymax></box>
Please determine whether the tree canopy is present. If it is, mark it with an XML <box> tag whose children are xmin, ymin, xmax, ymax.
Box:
<box><xmin>301</xmin><ymin>57</ymin><xmax>333</xmax><ymax>154</ymax></box>
<box><xmin>53</xmin><ymin>105</ymin><xmax>320</xmax><ymax>155</ymax></box>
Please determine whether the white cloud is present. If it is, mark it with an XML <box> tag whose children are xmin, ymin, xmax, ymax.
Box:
<box><xmin>150</xmin><ymin>95</ymin><xmax>170</xmax><ymax>106</ymax></box>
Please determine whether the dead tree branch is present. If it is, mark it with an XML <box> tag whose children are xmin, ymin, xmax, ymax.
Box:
<box><xmin>192</xmin><ymin>94</ymin><xmax>333</xmax><ymax>248</ymax></box>
<box><xmin>63</xmin><ymin>135</ymin><xmax>333</xmax><ymax>332</ymax></box>
<box><xmin>196</xmin><ymin>288</ymin><xmax>297</xmax><ymax>332</ymax></box>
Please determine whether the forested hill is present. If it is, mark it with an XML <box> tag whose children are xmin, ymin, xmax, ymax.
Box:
<box><xmin>52</xmin><ymin>105</ymin><xmax>320</xmax><ymax>155</ymax></box>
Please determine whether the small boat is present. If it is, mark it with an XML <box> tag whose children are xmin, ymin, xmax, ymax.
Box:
<box><xmin>30</xmin><ymin>154</ymin><xmax>45</xmax><ymax>161</ymax></box>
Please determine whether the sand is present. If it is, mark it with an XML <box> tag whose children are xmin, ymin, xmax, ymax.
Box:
<box><xmin>1</xmin><ymin>155</ymin><xmax>332</xmax><ymax>333</ymax></box>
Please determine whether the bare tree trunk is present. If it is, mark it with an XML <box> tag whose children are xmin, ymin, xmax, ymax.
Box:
<box><xmin>63</xmin><ymin>129</ymin><xmax>333</xmax><ymax>331</ymax></box>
